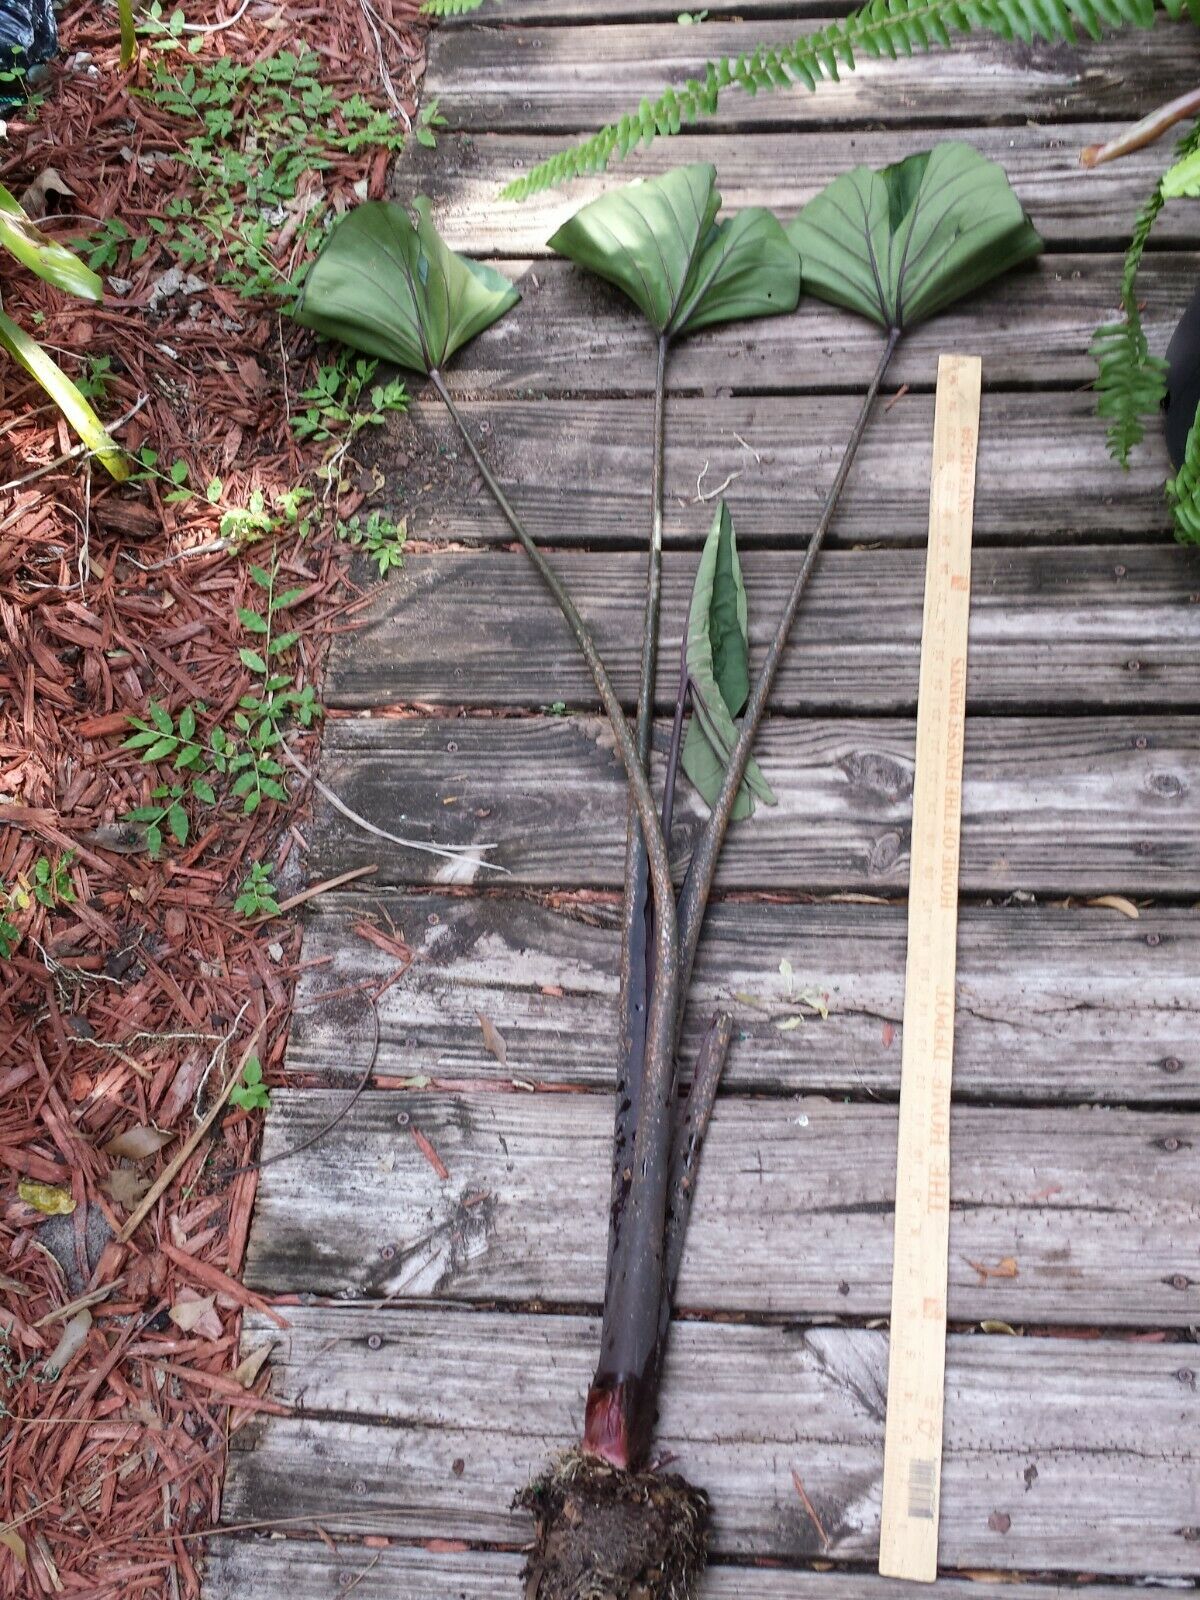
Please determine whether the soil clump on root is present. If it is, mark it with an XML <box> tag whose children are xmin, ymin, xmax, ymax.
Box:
<box><xmin>517</xmin><ymin>1450</ymin><xmax>710</xmax><ymax>1600</ymax></box>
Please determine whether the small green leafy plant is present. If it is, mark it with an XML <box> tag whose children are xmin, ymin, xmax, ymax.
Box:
<box><xmin>0</xmin><ymin>884</ymin><xmax>20</xmax><ymax>961</ymax></box>
<box><xmin>335</xmin><ymin>510</ymin><xmax>407</xmax><ymax>575</ymax></box>
<box><xmin>125</xmin><ymin>784</ymin><xmax>195</xmax><ymax>857</ymax></box>
<box><xmin>229</xmin><ymin>1054</ymin><xmax>270</xmax><ymax>1110</ymax></box>
<box><xmin>234</xmin><ymin>863</ymin><xmax>281</xmax><ymax>919</ymax></box>
<box><xmin>131</xmin><ymin>48</ymin><xmax>407</xmax><ymax>298</ymax></box>
<box><xmin>229</xmin><ymin>562</ymin><xmax>319</xmax><ymax>815</ymax></box>
<box><xmin>31</xmin><ymin>854</ymin><xmax>75</xmax><ymax>909</ymax></box>
<box><xmin>291</xmin><ymin>355</ymin><xmax>408</xmax><ymax>446</ymax></box>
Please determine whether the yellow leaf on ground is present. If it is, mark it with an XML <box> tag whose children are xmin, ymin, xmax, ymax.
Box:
<box><xmin>18</xmin><ymin>1180</ymin><xmax>75</xmax><ymax>1216</ymax></box>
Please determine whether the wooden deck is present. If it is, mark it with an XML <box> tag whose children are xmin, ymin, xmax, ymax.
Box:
<box><xmin>204</xmin><ymin>5</ymin><xmax>1200</xmax><ymax>1595</ymax></box>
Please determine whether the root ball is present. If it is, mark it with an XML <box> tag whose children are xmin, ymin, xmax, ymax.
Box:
<box><xmin>516</xmin><ymin>1449</ymin><xmax>709</xmax><ymax>1600</ymax></box>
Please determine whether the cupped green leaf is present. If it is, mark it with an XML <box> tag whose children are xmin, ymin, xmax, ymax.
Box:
<box><xmin>681</xmin><ymin>501</ymin><xmax>776</xmax><ymax>820</ymax></box>
<box><xmin>0</xmin><ymin>185</ymin><xmax>103</xmax><ymax>303</ymax></box>
<box><xmin>0</xmin><ymin>307</ymin><xmax>130</xmax><ymax>480</ymax></box>
<box><xmin>294</xmin><ymin>198</ymin><xmax>520</xmax><ymax>374</ymax></box>
<box><xmin>787</xmin><ymin>141</ymin><xmax>1043</xmax><ymax>332</ymax></box>
<box><xmin>547</xmin><ymin>163</ymin><xmax>800</xmax><ymax>340</ymax></box>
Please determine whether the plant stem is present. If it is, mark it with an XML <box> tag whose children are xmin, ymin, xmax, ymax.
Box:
<box><xmin>606</xmin><ymin>332</ymin><xmax>671</xmax><ymax>1296</ymax></box>
<box><xmin>429</xmin><ymin>369</ymin><xmax>679</xmax><ymax>1002</ymax></box>
<box><xmin>434</xmin><ymin>367</ymin><xmax>682</xmax><ymax>1472</ymax></box>
<box><xmin>674</xmin><ymin>327</ymin><xmax>900</xmax><ymax>1014</ymax></box>
<box><xmin>661</xmin><ymin>1009</ymin><xmax>732</xmax><ymax>1321</ymax></box>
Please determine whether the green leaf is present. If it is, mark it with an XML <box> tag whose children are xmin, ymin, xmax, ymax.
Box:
<box><xmin>117</xmin><ymin>0</ymin><xmax>138</xmax><ymax>69</ymax></box>
<box><xmin>680</xmin><ymin>501</ymin><xmax>775</xmax><ymax>819</ymax></box>
<box><xmin>294</xmin><ymin>198</ymin><xmax>520</xmax><ymax>374</ymax></box>
<box><xmin>548</xmin><ymin>163</ymin><xmax>800</xmax><ymax>339</ymax></box>
<box><xmin>238</xmin><ymin>608</ymin><xmax>269</xmax><ymax>634</ymax></box>
<box><xmin>149</xmin><ymin>702</ymin><xmax>173</xmax><ymax>734</ymax></box>
<box><xmin>239</xmin><ymin>648</ymin><xmax>268</xmax><ymax>674</ymax></box>
<box><xmin>167</xmin><ymin>803</ymin><xmax>189</xmax><ymax>845</ymax></box>
<box><xmin>787</xmin><ymin>141</ymin><xmax>1043</xmax><ymax>332</ymax></box>
<box><xmin>0</xmin><ymin>308</ymin><xmax>131</xmax><ymax>480</ymax></box>
<box><xmin>0</xmin><ymin>184</ymin><xmax>104</xmax><ymax>302</ymax></box>
<box><xmin>178</xmin><ymin>705</ymin><xmax>196</xmax><ymax>739</ymax></box>
<box><xmin>1161</xmin><ymin>147</ymin><xmax>1200</xmax><ymax>200</ymax></box>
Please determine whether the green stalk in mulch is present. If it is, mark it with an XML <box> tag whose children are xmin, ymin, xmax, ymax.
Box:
<box><xmin>291</xmin><ymin>144</ymin><xmax>1041</xmax><ymax>1598</ymax></box>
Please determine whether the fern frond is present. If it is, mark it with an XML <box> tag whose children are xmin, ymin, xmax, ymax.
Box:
<box><xmin>1091</xmin><ymin>320</ymin><xmax>1168</xmax><ymax>463</ymax></box>
<box><xmin>1166</xmin><ymin>394</ymin><xmax>1200</xmax><ymax>541</ymax></box>
<box><xmin>422</xmin><ymin>0</ymin><xmax>491</xmax><ymax>16</ymax></box>
<box><xmin>502</xmin><ymin>0</ymin><xmax>1198</xmax><ymax>200</ymax></box>
<box><xmin>1092</xmin><ymin>114</ymin><xmax>1200</xmax><ymax>465</ymax></box>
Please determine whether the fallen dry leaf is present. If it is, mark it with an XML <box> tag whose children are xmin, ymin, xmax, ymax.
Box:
<box><xmin>411</xmin><ymin>1126</ymin><xmax>450</xmax><ymax>1181</ymax></box>
<box><xmin>18</xmin><ymin>166</ymin><xmax>73</xmax><ymax>218</ymax></box>
<box><xmin>964</xmin><ymin>1255</ymin><xmax>1019</xmax><ymax>1284</ymax></box>
<box><xmin>18</xmin><ymin>1180</ymin><xmax>75</xmax><ymax>1216</ymax></box>
<box><xmin>1087</xmin><ymin>894</ymin><xmax>1140</xmax><ymax>920</ymax></box>
<box><xmin>104</xmin><ymin>1168</ymin><xmax>152</xmax><ymax>1210</ymax></box>
<box><xmin>0</xmin><ymin>1528</ymin><xmax>27</xmax><ymax>1570</ymax></box>
<box><xmin>104</xmin><ymin>1124</ymin><xmax>173</xmax><ymax>1162</ymax></box>
<box><xmin>477</xmin><ymin>1011</ymin><xmax>508</xmax><ymax>1068</ymax></box>
<box><xmin>232</xmin><ymin>1340</ymin><xmax>275</xmax><ymax>1388</ymax></box>
<box><xmin>168</xmin><ymin>1291</ymin><xmax>222</xmax><ymax>1339</ymax></box>
<box><xmin>45</xmin><ymin>1309</ymin><xmax>91</xmax><ymax>1377</ymax></box>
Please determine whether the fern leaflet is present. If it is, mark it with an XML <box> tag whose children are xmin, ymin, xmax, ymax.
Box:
<box><xmin>502</xmin><ymin>0</ymin><xmax>1199</xmax><ymax>200</ymax></box>
<box><xmin>421</xmin><ymin>0</ymin><xmax>491</xmax><ymax>15</ymax></box>
<box><xmin>1091</xmin><ymin>115</ymin><xmax>1200</xmax><ymax>465</ymax></box>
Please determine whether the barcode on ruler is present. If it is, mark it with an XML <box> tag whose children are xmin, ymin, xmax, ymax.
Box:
<box><xmin>907</xmin><ymin>1459</ymin><xmax>937</xmax><ymax>1521</ymax></box>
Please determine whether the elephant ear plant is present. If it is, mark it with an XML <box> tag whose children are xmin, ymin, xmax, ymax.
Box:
<box><xmin>294</xmin><ymin>144</ymin><xmax>1040</xmax><ymax>1600</ymax></box>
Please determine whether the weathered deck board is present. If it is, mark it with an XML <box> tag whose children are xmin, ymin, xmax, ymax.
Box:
<box><xmin>288</xmin><ymin>895</ymin><xmax>1200</xmax><ymax>1103</ymax></box>
<box><xmin>425</xmin><ymin>254</ymin><xmax>1198</xmax><ymax>395</ymax></box>
<box><xmin>328</xmin><ymin>546</ymin><xmax>1196</xmax><ymax>709</ymax></box>
<box><xmin>222</xmin><ymin>1308</ymin><xmax>1200</xmax><ymax>1573</ymax></box>
<box><xmin>443</xmin><ymin>0</ymin><xmax>865</xmax><ymax>19</ymax></box>
<box><xmin>429</xmin><ymin>23</ymin><xmax>1200</xmax><ymax>133</ymax></box>
<box><xmin>312</xmin><ymin>715</ymin><xmax>1200</xmax><ymax>894</ymax></box>
<box><xmin>246</xmin><ymin>1091</ymin><xmax>1200</xmax><ymax>1324</ymax></box>
<box><xmin>403</xmin><ymin>126</ymin><xmax>1200</xmax><ymax>255</ymax></box>
<box><xmin>202</xmin><ymin>1541</ymin><xmax>1160</xmax><ymax>1600</ymax></box>
<box><xmin>368</xmin><ymin>395</ymin><xmax>1173</xmax><ymax>550</ymax></box>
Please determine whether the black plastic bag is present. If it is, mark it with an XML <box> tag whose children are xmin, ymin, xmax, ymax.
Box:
<box><xmin>0</xmin><ymin>0</ymin><xmax>58</xmax><ymax>91</ymax></box>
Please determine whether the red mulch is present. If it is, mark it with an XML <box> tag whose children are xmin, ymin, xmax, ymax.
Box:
<box><xmin>0</xmin><ymin>3</ymin><xmax>425</xmax><ymax>1593</ymax></box>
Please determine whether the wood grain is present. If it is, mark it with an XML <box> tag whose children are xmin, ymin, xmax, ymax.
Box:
<box><xmin>222</xmin><ymin>1307</ymin><xmax>1200</xmax><ymax>1572</ymax></box>
<box><xmin>244</xmin><ymin>1090</ymin><xmax>1200</xmax><ymax>1324</ymax></box>
<box><xmin>288</xmin><ymin>894</ymin><xmax>1200</xmax><ymax>1103</ymax></box>
<box><xmin>326</xmin><ymin>546</ymin><xmax>1195</xmax><ymax>709</ymax></box>
<box><xmin>402</xmin><ymin>125</ymin><xmax>1200</xmax><ymax>256</ymax></box>
<box><xmin>438</xmin><ymin>0</ymin><xmax>862</xmax><ymax>19</ymax></box>
<box><xmin>429</xmin><ymin>22</ymin><xmax>1200</xmax><ymax>133</ymax></box>
<box><xmin>311</xmin><ymin>715</ymin><xmax>1200</xmax><ymax>894</ymax></box>
<box><xmin>416</xmin><ymin>253</ymin><xmax>1199</xmax><ymax>396</ymax></box>
<box><xmin>361</xmin><ymin>393</ymin><xmax>1172</xmax><ymax>551</ymax></box>
<box><xmin>202</xmin><ymin>1540</ymin><xmax>1166</xmax><ymax>1600</ymax></box>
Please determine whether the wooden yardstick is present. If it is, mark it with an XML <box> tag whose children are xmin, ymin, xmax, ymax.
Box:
<box><xmin>878</xmin><ymin>353</ymin><xmax>981</xmax><ymax>1583</ymax></box>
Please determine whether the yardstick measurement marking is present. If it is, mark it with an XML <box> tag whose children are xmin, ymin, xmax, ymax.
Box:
<box><xmin>878</xmin><ymin>353</ymin><xmax>981</xmax><ymax>1584</ymax></box>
